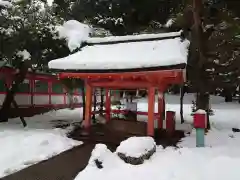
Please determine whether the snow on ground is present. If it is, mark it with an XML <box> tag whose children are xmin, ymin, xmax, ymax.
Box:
<box><xmin>0</xmin><ymin>108</ymin><xmax>82</xmax><ymax>178</ymax></box>
<box><xmin>75</xmin><ymin>143</ymin><xmax>240</xmax><ymax>180</ymax></box>
<box><xmin>135</xmin><ymin>93</ymin><xmax>240</xmax><ymax>130</ymax></box>
<box><xmin>75</xmin><ymin>94</ymin><xmax>240</xmax><ymax>180</ymax></box>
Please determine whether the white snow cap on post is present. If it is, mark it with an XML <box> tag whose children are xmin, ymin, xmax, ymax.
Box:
<box><xmin>195</xmin><ymin>109</ymin><xmax>207</xmax><ymax>114</ymax></box>
<box><xmin>56</xmin><ymin>20</ymin><xmax>92</xmax><ymax>52</ymax></box>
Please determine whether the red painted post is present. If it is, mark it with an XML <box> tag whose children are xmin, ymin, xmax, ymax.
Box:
<box><xmin>84</xmin><ymin>83</ymin><xmax>92</xmax><ymax>129</ymax></box>
<box><xmin>193</xmin><ymin>110</ymin><xmax>206</xmax><ymax>147</ymax></box>
<box><xmin>48</xmin><ymin>81</ymin><xmax>52</xmax><ymax>105</ymax></box>
<box><xmin>147</xmin><ymin>87</ymin><xmax>155</xmax><ymax>137</ymax></box>
<box><xmin>105</xmin><ymin>89</ymin><xmax>111</xmax><ymax>122</ymax></box>
<box><xmin>157</xmin><ymin>91</ymin><xmax>163</xmax><ymax>129</ymax></box>
<box><xmin>193</xmin><ymin>111</ymin><xmax>206</xmax><ymax>129</ymax></box>
<box><xmin>166</xmin><ymin>111</ymin><xmax>176</xmax><ymax>133</ymax></box>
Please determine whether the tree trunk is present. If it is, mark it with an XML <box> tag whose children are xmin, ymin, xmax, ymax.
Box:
<box><xmin>192</xmin><ymin>0</ymin><xmax>210</xmax><ymax>129</ymax></box>
<box><xmin>12</xmin><ymin>99</ymin><xmax>27</xmax><ymax>127</ymax></box>
<box><xmin>223</xmin><ymin>88</ymin><xmax>232</xmax><ymax>102</ymax></box>
<box><xmin>0</xmin><ymin>61</ymin><xmax>29</xmax><ymax>122</ymax></box>
<box><xmin>2</xmin><ymin>81</ymin><xmax>27</xmax><ymax>126</ymax></box>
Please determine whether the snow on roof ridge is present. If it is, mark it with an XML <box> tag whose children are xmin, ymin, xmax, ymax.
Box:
<box><xmin>87</xmin><ymin>31</ymin><xmax>182</xmax><ymax>45</ymax></box>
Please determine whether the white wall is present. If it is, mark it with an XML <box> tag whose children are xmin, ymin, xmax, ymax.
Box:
<box><xmin>33</xmin><ymin>95</ymin><xmax>49</xmax><ymax>105</ymax></box>
<box><xmin>15</xmin><ymin>94</ymin><xmax>31</xmax><ymax>105</ymax></box>
<box><xmin>51</xmin><ymin>95</ymin><xmax>65</xmax><ymax>105</ymax></box>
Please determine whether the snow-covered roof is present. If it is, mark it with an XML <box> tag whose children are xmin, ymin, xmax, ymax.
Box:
<box><xmin>48</xmin><ymin>31</ymin><xmax>190</xmax><ymax>72</ymax></box>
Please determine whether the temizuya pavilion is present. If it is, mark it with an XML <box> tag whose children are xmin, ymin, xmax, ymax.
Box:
<box><xmin>48</xmin><ymin>31</ymin><xmax>190</xmax><ymax>136</ymax></box>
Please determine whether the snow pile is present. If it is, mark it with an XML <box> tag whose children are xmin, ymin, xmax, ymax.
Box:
<box><xmin>57</xmin><ymin>20</ymin><xmax>91</xmax><ymax>52</ymax></box>
<box><xmin>0</xmin><ymin>0</ymin><xmax>12</xmax><ymax>8</ymax></box>
<box><xmin>0</xmin><ymin>129</ymin><xmax>81</xmax><ymax>177</ymax></box>
<box><xmin>0</xmin><ymin>108</ymin><xmax>82</xmax><ymax>178</ymax></box>
<box><xmin>116</xmin><ymin>136</ymin><xmax>156</xmax><ymax>158</ymax></box>
<box><xmin>49</xmin><ymin>36</ymin><xmax>189</xmax><ymax>70</ymax></box>
<box><xmin>88</xmin><ymin>144</ymin><xmax>121</xmax><ymax>169</ymax></box>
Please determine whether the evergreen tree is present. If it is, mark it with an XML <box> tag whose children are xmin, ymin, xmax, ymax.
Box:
<box><xmin>173</xmin><ymin>0</ymin><xmax>240</xmax><ymax>128</ymax></box>
<box><xmin>69</xmin><ymin>0</ymin><xmax>183</xmax><ymax>35</ymax></box>
<box><xmin>0</xmin><ymin>0</ymin><xmax>69</xmax><ymax>122</ymax></box>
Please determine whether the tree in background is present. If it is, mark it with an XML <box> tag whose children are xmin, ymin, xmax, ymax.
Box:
<box><xmin>172</xmin><ymin>0</ymin><xmax>240</xmax><ymax>128</ymax></box>
<box><xmin>67</xmin><ymin>0</ymin><xmax>183</xmax><ymax>35</ymax></box>
<box><xmin>0</xmin><ymin>0</ymin><xmax>69</xmax><ymax>122</ymax></box>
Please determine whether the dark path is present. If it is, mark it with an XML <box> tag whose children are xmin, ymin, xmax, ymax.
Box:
<box><xmin>2</xmin><ymin>143</ymin><xmax>95</xmax><ymax>180</ymax></box>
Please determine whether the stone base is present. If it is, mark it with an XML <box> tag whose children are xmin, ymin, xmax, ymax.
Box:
<box><xmin>117</xmin><ymin>145</ymin><xmax>156</xmax><ymax>165</ymax></box>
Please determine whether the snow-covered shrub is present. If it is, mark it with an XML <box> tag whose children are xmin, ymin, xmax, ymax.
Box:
<box><xmin>116</xmin><ymin>137</ymin><xmax>156</xmax><ymax>165</ymax></box>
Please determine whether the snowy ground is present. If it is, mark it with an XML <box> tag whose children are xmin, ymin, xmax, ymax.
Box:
<box><xmin>0</xmin><ymin>108</ymin><xmax>82</xmax><ymax>178</ymax></box>
<box><xmin>75</xmin><ymin>94</ymin><xmax>240</xmax><ymax>180</ymax></box>
<box><xmin>135</xmin><ymin>93</ymin><xmax>240</xmax><ymax>130</ymax></box>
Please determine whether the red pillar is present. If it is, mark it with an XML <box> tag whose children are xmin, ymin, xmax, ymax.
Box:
<box><xmin>48</xmin><ymin>81</ymin><xmax>52</xmax><ymax>105</ymax></box>
<box><xmin>147</xmin><ymin>87</ymin><xmax>155</xmax><ymax>136</ymax></box>
<box><xmin>105</xmin><ymin>89</ymin><xmax>111</xmax><ymax>122</ymax></box>
<box><xmin>84</xmin><ymin>83</ymin><xmax>92</xmax><ymax>129</ymax></box>
<box><xmin>157</xmin><ymin>91</ymin><xmax>163</xmax><ymax>129</ymax></box>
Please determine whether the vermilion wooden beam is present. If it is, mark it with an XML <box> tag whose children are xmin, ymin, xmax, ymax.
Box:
<box><xmin>89</xmin><ymin>80</ymin><xmax>154</xmax><ymax>89</ymax></box>
<box><xmin>157</xmin><ymin>90</ymin><xmax>164</xmax><ymax>129</ymax></box>
<box><xmin>84</xmin><ymin>83</ymin><xmax>92</xmax><ymax>129</ymax></box>
<box><xmin>147</xmin><ymin>86</ymin><xmax>155</xmax><ymax>137</ymax></box>
<box><xmin>105</xmin><ymin>89</ymin><xmax>111</xmax><ymax>122</ymax></box>
<box><xmin>58</xmin><ymin>69</ymin><xmax>183</xmax><ymax>80</ymax></box>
